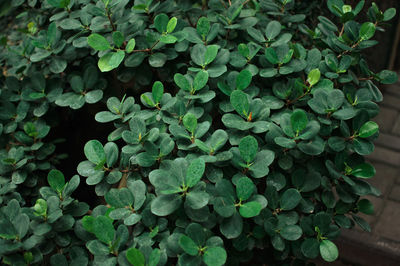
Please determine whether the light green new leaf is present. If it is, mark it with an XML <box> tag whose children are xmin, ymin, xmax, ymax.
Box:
<box><xmin>239</xmin><ymin>135</ymin><xmax>258</xmax><ymax>163</ymax></box>
<box><xmin>87</xmin><ymin>33</ymin><xmax>111</xmax><ymax>51</ymax></box>
<box><xmin>98</xmin><ymin>51</ymin><xmax>125</xmax><ymax>72</ymax></box>
<box><xmin>236</xmin><ymin>69</ymin><xmax>252</xmax><ymax>90</ymax></box>
<box><xmin>186</xmin><ymin>158</ymin><xmax>205</xmax><ymax>187</ymax></box>
<box><xmin>320</xmin><ymin>240</ymin><xmax>339</xmax><ymax>262</ymax></box>
<box><xmin>126</xmin><ymin>38</ymin><xmax>136</xmax><ymax>53</ymax></box>
<box><xmin>167</xmin><ymin>17</ymin><xmax>177</xmax><ymax>33</ymax></box>
<box><xmin>359</xmin><ymin>22</ymin><xmax>376</xmax><ymax>41</ymax></box>
<box><xmin>307</xmin><ymin>69</ymin><xmax>321</xmax><ymax>86</ymax></box>
<box><xmin>47</xmin><ymin>169</ymin><xmax>65</xmax><ymax>193</ymax></box>
<box><xmin>358</xmin><ymin>121</ymin><xmax>378</xmax><ymax>138</ymax></box>
<box><xmin>84</xmin><ymin>140</ymin><xmax>106</xmax><ymax>166</ymax></box>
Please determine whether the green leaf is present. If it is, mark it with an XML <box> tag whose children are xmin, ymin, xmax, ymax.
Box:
<box><xmin>266</xmin><ymin>20</ymin><xmax>281</xmax><ymax>41</ymax></box>
<box><xmin>193</xmin><ymin>70</ymin><xmax>209</xmax><ymax>91</ymax></box>
<box><xmin>47</xmin><ymin>22</ymin><xmax>57</xmax><ymax>46</ymax></box>
<box><xmin>320</xmin><ymin>240</ymin><xmax>339</xmax><ymax>262</ymax></box>
<box><xmin>47</xmin><ymin>169</ymin><xmax>65</xmax><ymax>193</ymax></box>
<box><xmin>236</xmin><ymin>69</ymin><xmax>252</xmax><ymax>90</ymax></box>
<box><xmin>152</xmin><ymin>81</ymin><xmax>164</xmax><ymax>104</ymax></box>
<box><xmin>280</xmin><ymin>225</ymin><xmax>302</xmax><ymax>241</ymax></box>
<box><xmin>301</xmin><ymin>238</ymin><xmax>320</xmax><ymax>259</ymax></box>
<box><xmin>230</xmin><ymin>90</ymin><xmax>249</xmax><ymax>118</ymax></box>
<box><xmin>203</xmin><ymin>247</ymin><xmax>227</xmax><ymax>266</ymax></box>
<box><xmin>93</xmin><ymin>216</ymin><xmax>115</xmax><ymax>244</ymax></box>
<box><xmin>126</xmin><ymin>248</ymin><xmax>145</xmax><ymax>266</ymax></box>
<box><xmin>84</xmin><ymin>140</ymin><xmax>106</xmax><ymax>166</ymax></box>
<box><xmin>154</xmin><ymin>13</ymin><xmax>169</xmax><ymax>33</ymax></box>
<box><xmin>33</xmin><ymin>199</ymin><xmax>47</xmax><ymax>216</ymax></box>
<box><xmin>174</xmin><ymin>73</ymin><xmax>191</xmax><ymax>91</ymax></box>
<box><xmin>236</xmin><ymin>176</ymin><xmax>254</xmax><ymax>201</ymax></box>
<box><xmin>265</xmin><ymin>47</ymin><xmax>279</xmax><ymax>65</ymax></box>
<box><xmin>186</xmin><ymin>158</ymin><xmax>205</xmax><ymax>188</ymax></box>
<box><xmin>112</xmin><ymin>31</ymin><xmax>124</xmax><ymax>48</ymax></box>
<box><xmin>98</xmin><ymin>51</ymin><xmax>125</xmax><ymax>72</ymax></box>
<box><xmin>151</xmin><ymin>194</ymin><xmax>182</xmax><ymax>216</ymax></box>
<box><xmin>197</xmin><ymin>17</ymin><xmax>210</xmax><ymax>39</ymax></box>
<box><xmin>383</xmin><ymin>8</ymin><xmax>396</xmax><ymax>21</ymax></box>
<box><xmin>359</xmin><ymin>22</ymin><xmax>376</xmax><ymax>41</ymax></box>
<box><xmin>179</xmin><ymin>235</ymin><xmax>199</xmax><ymax>256</ymax></box>
<box><xmin>291</xmin><ymin>109</ymin><xmax>308</xmax><ymax>133</ymax></box>
<box><xmin>357</xmin><ymin>199</ymin><xmax>374</xmax><ymax>215</ymax></box>
<box><xmin>307</xmin><ymin>69</ymin><xmax>321</xmax><ymax>86</ymax></box>
<box><xmin>377</xmin><ymin>70</ymin><xmax>398</xmax><ymax>84</ymax></box>
<box><xmin>149</xmin><ymin>249</ymin><xmax>161</xmax><ymax>266</ymax></box>
<box><xmin>183</xmin><ymin>113</ymin><xmax>197</xmax><ymax>134</ymax></box>
<box><xmin>204</xmin><ymin>45</ymin><xmax>219</xmax><ymax>65</ymax></box>
<box><xmin>167</xmin><ymin>17</ymin><xmax>177</xmax><ymax>33</ymax></box>
<box><xmin>126</xmin><ymin>38</ymin><xmax>136</xmax><ymax>53</ymax></box>
<box><xmin>358</xmin><ymin>121</ymin><xmax>378</xmax><ymax>138</ymax></box>
<box><xmin>239</xmin><ymin>135</ymin><xmax>258</xmax><ymax>163</ymax></box>
<box><xmin>280</xmin><ymin>188</ymin><xmax>301</xmax><ymax>210</ymax></box>
<box><xmin>351</xmin><ymin>163</ymin><xmax>375</xmax><ymax>178</ymax></box>
<box><xmin>87</xmin><ymin>33</ymin><xmax>111</xmax><ymax>51</ymax></box>
<box><xmin>239</xmin><ymin>201</ymin><xmax>262</xmax><ymax>218</ymax></box>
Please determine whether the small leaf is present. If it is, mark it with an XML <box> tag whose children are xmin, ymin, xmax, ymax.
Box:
<box><xmin>280</xmin><ymin>225</ymin><xmax>302</xmax><ymax>241</ymax></box>
<box><xmin>239</xmin><ymin>135</ymin><xmax>258</xmax><ymax>163</ymax></box>
<box><xmin>98</xmin><ymin>51</ymin><xmax>125</xmax><ymax>72</ymax></box>
<box><xmin>112</xmin><ymin>31</ymin><xmax>124</xmax><ymax>48</ymax></box>
<box><xmin>236</xmin><ymin>176</ymin><xmax>254</xmax><ymax>201</ymax></box>
<box><xmin>93</xmin><ymin>216</ymin><xmax>115</xmax><ymax>244</ymax></box>
<box><xmin>186</xmin><ymin>158</ymin><xmax>205</xmax><ymax>188</ymax></box>
<box><xmin>203</xmin><ymin>247</ymin><xmax>227</xmax><ymax>266</ymax></box>
<box><xmin>84</xmin><ymin>140</ymin><xmax>106</xmax><ymax>166</ymax></box>
<box><xmin>239</xmin><ymin>201</ymin><xmax>262</xmax><ymax>218</ymax></box>
<box><xmin>174</xmin><ymin>73</ymin><xmax>191</xmax><ymax>91</ymax></box>
<box><xmin>154</xmin><ymin>13</ymin><xmax>169</xmax><ymax>33</ymax></box>
<box><xmin>358</xmin><ymin>121</ymin><xmax>378</xmax><ymax>138</ymax></box>
<box><xmin>266</xmin><ymin>20</ymin><xmax>281</xmax><ymax>40</ymax></box>
<box><xmin>204</xmin><ymin>45</ymin><xmax>219</xmax><ymax>65</ymax></box>
<box><xmin>179</xmin><ymin>235</ymin><xmax>199</xmax><ymax>256</ymax></box>
<box><xmin>291</xmin><ymin>109</ymin><xmax>308</xmax><ymax>133</ymax></box>
<box><xmin>126</xmin><ymin>248</ymin><xmax>145</xmax><ymax>266</ymax></box>
<box><xmin>152</xmin><ymin>81</ymin><xmax>164</xmax><ymax>104</ymax></box>
<box><xmin>307</xmin><ymin>69</ymin><xmax>321</xmax><ymax>86</ymax></box>
<box><xmin>383</xmin><ymin>8</ymin><xmax>396</xmax><ymax>21</ymax></box>
<box><xmin>280</xmin><ymin>188</ymin><xmax>301</xmax><ymax>210</ymax></box>
<box><xmin>351</xmin><ymin>163</ymin><xmax>375</xmax><ymax>178</ymax></box>
<box><xmin>320</xmin><ymin>240</ymin><xmax>339</xmax><ymax>262</ymax></box>
<box><xmin>183</xmin><ymin>113</ymin><xmax>197</xmax><ymax>134</ymax></box>
<box><xmin>236</xmin><ymin>69</ymin><xmax>252</xmax><ymax>90</ymax></box>
<box><xmin>359</xmin><ymin>22</ymin><xmax>376</xmax><ymax>41</ymax></box>
<box><xmin>47</xmin><ymin>169</ymin><xmax>65</xmax><ymax>193</ymax></box>
<box><xmin>126</xmin><ymin>38</ymin><xmax>136</xmax><ymax>53</ymax></box>
<box><xmin>166</xmin><ymin>17</ymin><xmax>177</xmax><ymax>33</ymax></box>
<box><xmin>87</xmin><ymin>33</ymin><xmax>111</xmax><ymax>51</ymax></box>
<box><xmin>197</xmin><ymin>17</ymin><xmax>210</xmax><ymax>38</ymax></box>
<box><xmin>193</xmin><ymin>70</ymin><xmax>209</xmax><ymax>91</ymax></box>
<box><xmin>230</xmin><ymin>90</ymin><xmax>249</xmax><ymax>118</ymax></box>
<box><xmin>357</xmin><ymin>199</ymin><xmax>374</xmax><ymax>215</ymax></box>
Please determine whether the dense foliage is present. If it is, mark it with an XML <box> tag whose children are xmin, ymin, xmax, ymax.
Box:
<box><xmin>0</xmin><ymin>0</ymin><xmax>398</xmax><ymax>265</ymax></box>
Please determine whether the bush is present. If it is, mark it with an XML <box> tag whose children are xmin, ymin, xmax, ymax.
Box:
<box><xmin>0</xmin><ymin>0</ymin><xmax>398</xmax><ymax>265</ymax></box>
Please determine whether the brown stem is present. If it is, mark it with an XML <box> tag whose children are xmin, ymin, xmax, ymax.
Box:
<box><xmin>118</xmin><ymin>171</ymin><xmax>129</xmax><ymax>188</ymax></box>
<box><xmin>339</xmin><ymin>24</ymin><xmax>344</xmax><ymax>37</ymax></box>
<box><xmin>106</xmin><ymin>9</ymin><xmax>116</xmax><ymax>31</ymax></box>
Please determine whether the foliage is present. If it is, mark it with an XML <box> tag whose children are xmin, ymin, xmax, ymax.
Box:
<box><xmin>0</xmin><ymin>0</ymin><xmax>397</xmax><ymax>265</ymax></box>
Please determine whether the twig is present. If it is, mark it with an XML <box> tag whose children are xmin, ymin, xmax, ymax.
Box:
<box><xmin>106</xmin><ymin>9</ymin><xmax>116</xmax><ymax>31</ymax></box>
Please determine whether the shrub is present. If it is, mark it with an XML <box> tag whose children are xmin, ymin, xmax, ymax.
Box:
<box><xmin>0</xmin><ymin>0</ymin><xmax>398</xmax><ymax>265</ymax></box>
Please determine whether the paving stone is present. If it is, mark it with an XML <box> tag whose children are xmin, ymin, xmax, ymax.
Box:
<box><xmin>373</xmin><ymin>106</ymin><xmax>398</xmax><ymax>133</ymax></box>
<box><xmin>384</xmin><ymin>83</ymin><xmax>400</xmax><ymax>97</ymax></box>
<box><xmin>382</xmin><ymin>93</ymin><xmax>400</xmax><ymax>111</ymax></box>
<box><xmin>367</xmin><ymin>162</ymin><xmax>398</xmax><ymax>195</ymax></box>
<box><xmin>389</xmin><ymin>185</ymin><xmax>400</xmax><ymax>202</ymax></box>
<box><xmin>374</xmin><ymin>201</ymin><xmax>400</xmax><ymax>242</ymax></box>
<box><xmin>367</xmin><ymin>146</ymin><xmax>400</xmax><ymax>167</ymax></box>
<box><xmin>374</xmin><ymin>132</ymin><xmax>400</xmax><ymax>151</ymax></box>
